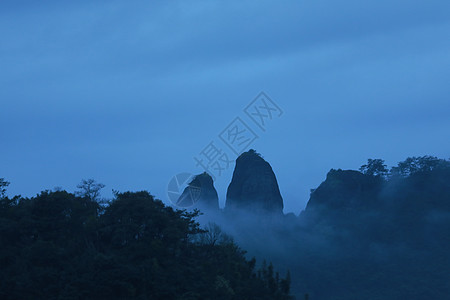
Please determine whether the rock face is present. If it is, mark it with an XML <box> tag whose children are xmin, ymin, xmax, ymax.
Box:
<box><xmin>301</xmin><ymin>169</ymin><xmax>383</xmax><ymax>225</ymax></box>
<box><xmin>225</xmin><ymin>150</ymin><xmax>283</xmax><ymax>214</ymax></box>
<box><xmin>305</xmin><ymin>169</ymin><xmax>381</xmax><ymax>210</ymax></box>
<box><xmin>177</xmin><ymin>172</ymin><xmax>219</xmax><ymax>211</ymax></box>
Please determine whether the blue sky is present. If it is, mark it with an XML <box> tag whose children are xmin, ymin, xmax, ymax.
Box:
<box><xmin>1</xmin><ymin>1</ymin><xmax>449</xmax><ymax>213</ymax></box>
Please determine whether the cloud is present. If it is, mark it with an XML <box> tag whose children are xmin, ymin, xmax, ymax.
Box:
<box><xmin>0</xmin><ymin>0</ymin><xmax>449</xmax><ymax>212</ymax></box>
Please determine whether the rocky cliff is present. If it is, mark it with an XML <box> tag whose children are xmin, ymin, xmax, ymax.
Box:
<box><xmin>305</xmin><ymin>169</ymin><xmax>382</xmax><ymax>211</ymax></box>
<box><xmin>225</xmin><ymin>150</ymin><xmax>283</xmax><ymax>214</ymax></box>
<box><xmin>301</xmin><ymin>169</ymin><xmax>383</xmax><ymax>226</ymax></box>
<box><xmin>177</xmin><ymin>172</ymin><xmax>219</xmax><ymax>211</ymax></box>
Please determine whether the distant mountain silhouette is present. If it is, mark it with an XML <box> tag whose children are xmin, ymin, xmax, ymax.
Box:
<box><xmin>2</xmin><ymin>154</ymin><xmax>450</xmax><ymax>299</ymax></box>
<box><xmin>225</xmin><ymin>149</ymin><xmax>283</xmax><ymax>215</ymax></box>
<box><xmin>301</xmin><ymin>161</ymin><xmax>450</xmax><ymax>247</ymax></box>
<box><xmin>177</xmin><ymin>172</ymin><xmax>219</xmax><ymax>211</ymax></box>
<box><xmin>301</xmin><ymin>169</ymin><xmax>383</xmax><ymax>226</ymax></box>
<box><xmin>219</xmin><ymin>155</ymin><xmax>450</xmax><ymax>299</ymax></box>
<box><xmin>173</xmin><ymin>154</ymin><xmax>450</xmax><ymax>299</ymax></box>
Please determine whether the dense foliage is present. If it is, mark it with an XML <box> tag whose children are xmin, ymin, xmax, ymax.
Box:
<box><xmin>292</xmin><ymin>156</ymin><xmax>450</xmax><ymax>299</ymax></box>
<box><xmin>2</xmin><ymin>155</ymin><xmax>448</xmax><ymax>299</ymax></box>
<box><xmin>0</xmin><ymin>189</ymin><xmax>292</xmax><ymax>300</ymax></box>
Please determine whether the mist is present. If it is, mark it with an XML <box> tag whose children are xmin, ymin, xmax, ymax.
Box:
<box><xmin>1</xmin><ymin>1</ymin><xmax>449</xmax><ymax>299</ymax></box>
<box><xmin>185</xmin><ymin>155</ymin><xmax>450</xmax><ymax>299</ymax></box>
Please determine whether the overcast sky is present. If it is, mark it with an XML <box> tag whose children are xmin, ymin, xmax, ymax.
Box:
<box><xmin>1</xmin><ymin>1</ymin><xmax>449</xmax><ymax>213</ymax></box>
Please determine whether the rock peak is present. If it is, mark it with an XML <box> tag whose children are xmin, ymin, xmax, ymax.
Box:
<box><xmin>225</xmin><ymin>150</ymin><xmax>283</xmax><ymax>215</ymax></box>
<box><xmin>177</xmin><ymin>172</ymin><xmax>219</xmax><ymax>211</ymax></box>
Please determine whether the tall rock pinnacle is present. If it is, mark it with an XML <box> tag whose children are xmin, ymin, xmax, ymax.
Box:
<box><xmin>225</xmin><ymin>149</ymin><xmax>284</xmax><ymax>215</ymax></box>
<box><xmin>177</xmin><ymin>172</ymin><xmax>219</xmax><ymax>211</ymax></box>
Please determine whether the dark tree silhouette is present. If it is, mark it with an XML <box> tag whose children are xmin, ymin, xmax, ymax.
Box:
<box><xmin>390</xmin><ymin>156</ymin><xmax>450</xmax><ymax>177</ymax></box>
<box><xmin>359</xmin><ymin>159</ymin><xmax>388</xmax><ymax>177</ymax></box>
<box><xmin>0</xmin><ymin>189</ymin><xmax>292</xmax><ymax>299</ymax></box>
<box><xmin>0</xmin><ymin>178</ymin><xmax>9</xmax><ymax>199</ymax></box>
<box><xmin>76</xmin><ymin>178</ymin><xmax>105</xmax><ymax>201</ymax></box>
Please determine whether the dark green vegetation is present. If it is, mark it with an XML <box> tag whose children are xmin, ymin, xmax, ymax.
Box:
<box><xmin>293</xmin><ymin>156</ymin><xmax>450</xmax><ymax>299</ymax></box>
<box><xmin>2</xmin><ymin>155</ymin><xmax>449</xmax><ymax>300</ymax></box>
<box><xmin>0</xmin><ymin>188</ymin><xmax>292</xmax><ymax>300</ymax></box>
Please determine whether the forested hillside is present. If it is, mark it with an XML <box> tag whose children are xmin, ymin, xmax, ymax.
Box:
<box><xmin>0</xmin><ymin>189</ymin><xmax>292</xmax><ymax>300</ymax></box>
<box><xmin>1</xmin><ymin>155</ymin><xmax>449</xmax><ymax>299</ymax></box>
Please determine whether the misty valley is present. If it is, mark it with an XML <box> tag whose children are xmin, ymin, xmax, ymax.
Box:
<box><xmin>1</xmin><ymin>151</ymin><xmax>449</xmax><ymax>299</ymax></box>
<box><xmin>3</xmin><ymin>1</ymin><xmax>449</xmax><ymax>299</ymax></box>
